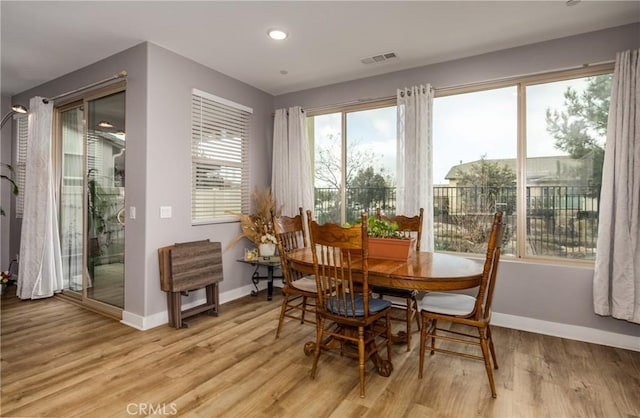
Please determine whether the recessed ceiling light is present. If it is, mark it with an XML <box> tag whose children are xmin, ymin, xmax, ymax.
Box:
<box><xmin>280</xmin><ymin>70</ymin><xmax>288</xmax><ymax>75</ymax></box>
<box><xmin>566</xmin><ymin>0</ymin><xmax>580</xmax><ymax>6</ymax></box>
<box><xmin>268</xmin><ymin>29</ymin><xmax>288</xmax><ymax>40</ymax></box>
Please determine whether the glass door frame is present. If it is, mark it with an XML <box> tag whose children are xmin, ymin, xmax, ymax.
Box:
<box><xmin>53</xmin><ymin>83</ymin><xmax>126</xmax><ymax>319</ymax></box>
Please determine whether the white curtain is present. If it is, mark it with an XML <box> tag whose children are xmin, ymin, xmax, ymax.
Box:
<box><xmin>17</xmin><ymin>97</ymin><xmax>64</xmax><ymax>299</ymax></box>
<box><xmin>593</xmin><ymin>49</ymin><xmax>640</xmax><ymax>324</ymax></box>
<box><xmin>271</xmin><ymin>106</ymin><xmax>314</xmax><ymax>217</ymax></box>
<box><xmin>397</xmin><ymin>84</ymin><xmax>434</xmax><ymax>251</ymax></box>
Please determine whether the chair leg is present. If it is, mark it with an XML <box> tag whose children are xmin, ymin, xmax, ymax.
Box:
<box><xmin>487</xmin><ymin>325</ymin><xmax>499</xmax><ymax>369</ymax></box>
<box><xmin>405</xmin><ymin>297</ymin><xmax>412</xmax><ymax>351</ymax></box>
<box><xmin>418</xmin><ymin>312</ymin><xmax>427</xmax><ymax>378</ymax></box>
<box><xmin>301</xmin><ymin>296</ymin><xmax>307</xmax><ymax>324</ymax></box>
<box><xmin>479</xmin><ymin>328</ymin><xmax>497</xmax><ymax>398</ymax></box>
<box><xmin>358</xmin><ymin>326</ymin><xmax>366</xmax><ymax>398</ymax></box>
<box><xmin>311</xmin><ymin>317</ymin><xmax>324</xmax><ymax>379</ymax></box>
<box><xmin>275</xmin><ymin>294</ymin><xmax>290</xmax><ymax>338</ymax></box>
<box><xmin>413</xmin><ymin>295</ymin><xmax>421</xmax><ymax>331</ymax></box>
<box><xmin>386</xmin><ymin>313</ymin><xmax>393</xmax><ymax>364</ymax></box>
<box><xmin>430</xmin><ymin>318</ymin><xmax>437</xmax><ymax>355</ymax></box>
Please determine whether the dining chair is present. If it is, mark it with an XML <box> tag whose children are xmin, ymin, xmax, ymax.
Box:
<box><xmin>307</xmin><ymin>210</ymin><xmax>394</xmax><ymax>398</ymax></box>
<box><xmin>373</xmin><ymin>207</ymin><xmax>424</xmax><ymax>351</ymax></box>
<box><xmin>418</xmin><ymin>211</ymin><xmax>504</xmax><ymax>398</ymax></box>
<box><xmin>272</xmin><ymin>208</ymin><xmax>316</xmax><ymax>338</ymax></box>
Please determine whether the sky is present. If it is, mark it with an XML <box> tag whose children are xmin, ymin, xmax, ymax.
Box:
<box><xmin>312</xmin><ymin>76</ymin><xmax>603</xmax><ymax>186</ymax></box>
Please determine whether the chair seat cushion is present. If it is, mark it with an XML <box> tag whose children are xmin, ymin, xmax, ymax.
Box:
<box><xmin>328</xmin><ymin>294</ymin><xmax>391</xmax><ymax>317</ymax></box>
<box><xmin>380</xmin><ymin>294</ymin><xmax>420</xmax><ymax>308</ymax></box>
<box><xmin>290</xmin><ymin>276</ymin><xmax>317</xmax><ymax>293</ymax></box>
<box><xmin>419</xmin><ymin>292</ymin><xmax>476</xmax><ymax>316</ymax></box>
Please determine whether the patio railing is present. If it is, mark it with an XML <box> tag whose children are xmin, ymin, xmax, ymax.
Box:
<box><xmin>314</xmin><ymin>185</ymin><xmax>599</xmax><ymax>259</ymax></box>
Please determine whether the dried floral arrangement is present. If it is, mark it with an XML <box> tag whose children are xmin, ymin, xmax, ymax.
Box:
<box><xmin>227</xmin><ymin>187</ymin><xmax>281</xmax><ymax>248</ymax></box>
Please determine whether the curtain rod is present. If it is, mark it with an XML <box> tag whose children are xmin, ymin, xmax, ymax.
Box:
<box><xmin>304</xmin><ymin>61</ymin><xmax>614</xmax><ymax>113</ymax></box>
<box><xmin>42</xmin><ymin>70</ymin><xmax>127</xmax><ymax>104</ymax></box>
<box><xmin>435</xmin><ymin>61</ymin><xmax>614</xmax><ymax>95</ymax></box>
<box><xmin>305</xmin><ymin>97</ymin><xmax>394</xmax><ymax>114</ymax></box>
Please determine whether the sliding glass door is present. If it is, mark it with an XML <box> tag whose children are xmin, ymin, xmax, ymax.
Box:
<box><xmin>58</xmin><ymin>87</ymin><xmax>125</xmax><ymax>312</ymax></box>
<box><xmin>59</xmin><ymin>104</ymin><xmax>84</xmax><ymax>292</ymax></box>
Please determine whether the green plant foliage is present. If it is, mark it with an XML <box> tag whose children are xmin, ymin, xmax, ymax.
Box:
<box><xmin>366</xmin><ymin>217</ymin><xmax>404</xmax><ymax>239</ymax></box>
<box><xmin>88</xmin><ymin>171</ymin><xmax>108</xmax><ymax>235</ymax></box>
<box><xmin>1</xmin><ymin>163</ymin><xmax>19</xmax><ymax>216</ymax></box>
<box><xmin>345</xmin><ymin>217</ymin><xmax>409</xmax><ymax>240</ymax></box>
<box><xmin>545</xmin><ymin>73</ymin><xmax>611</xmax><ymax>195</ymax></box>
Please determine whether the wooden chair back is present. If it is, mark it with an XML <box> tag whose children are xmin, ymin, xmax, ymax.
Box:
<box><xmin>474</xmin><ymin>211</ymin><xmax>504</xmax><ymax>322</ymax></box>
<box><xmin>272</xmin><ymin>207</ymin><xmax>307</xmax><ymax>253</ymax></box>
<box><xmin>307</xmin><ymin>210</ymin><xmax>371</xmax><ymax>319</ymax></box>
<box><xmin>376</xmin><ymin>207</ymin><xmax>424</xmax><ymax>251</ymax></box>
<box><xmin>272</xmin><ymin>208</ymin><xmax>308</xmax><ymax>285</ymax></box>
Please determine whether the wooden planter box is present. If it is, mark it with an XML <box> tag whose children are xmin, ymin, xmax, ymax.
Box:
<box><xmin>368</xmin><ymin>237</ymin><xmax>415</xmax><ymax>261</ymax></box>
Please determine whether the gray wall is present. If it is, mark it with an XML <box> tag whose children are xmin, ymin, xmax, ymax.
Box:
<box><xmin>274</xmin><ymin>23</ymin><xmax>640</xmax><ymax>338</ymax></box>
<box><xmin>143</xmin><ymin>43</ymin><xmax>273</xmax><ymax>316</ymax></box>
<box><xmin>11</xmin><ymin>42</ymin><xmax>149</xmax><ymax>316</ymax></box>
<box><xmin>9</xmin><ymin>42</ymin><xmax>273</xmax><ymax>320</ymax></box>
<box><xmin>275</xmin><ymin>23</ymin><xmax>639</xmax><ymax>108</ymax></box>
<box><xmin>1</xmin><ymin>94</ymin><xmax>14</xmax><ymax>270</ymax></box>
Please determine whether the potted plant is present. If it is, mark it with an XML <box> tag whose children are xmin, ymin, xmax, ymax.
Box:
<box><xmin>258</xmin><ymin>233</ymin><xmax>278</xmax><ymax>257</ymax></box>
<box><xmin>366</xmin><ymin>217</ymin><xmax>415</xmax><ymax>261</ymax></box>
<box><xmin>345</xmin><ymin>217</ymin><xmax>415</xmax><ymax>261</ymax></box>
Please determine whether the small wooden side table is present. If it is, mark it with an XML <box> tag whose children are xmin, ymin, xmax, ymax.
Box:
<box><xmin>158</xmin><ymin>240</ymin><xmax>223</xmax><ymax>328</ymax></box>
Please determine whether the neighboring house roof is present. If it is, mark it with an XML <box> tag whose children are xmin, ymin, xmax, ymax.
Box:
<box><xmin>445</xmin><ymin>158</ymin><xmax>515</xmax><ymax>180</ymax></box>
<box><xmin>445</xmin><ymin>155</ymin><xmax>594</xmax><ymax>184</ymax></box>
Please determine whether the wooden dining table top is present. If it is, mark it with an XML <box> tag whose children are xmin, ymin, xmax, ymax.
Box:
<box><xmin>286</xmin><ymin>247</ymin><xmax>485</xmax><ymax>292</ymax></box>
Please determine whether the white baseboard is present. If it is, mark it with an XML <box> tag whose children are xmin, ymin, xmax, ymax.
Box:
<box><xmin>122</xmin><ymin>292</ymin><xmax>639</xmax><ymax>352</ymax></box>
<box><xmin>120</xmin><ymin>283</ymin><xmax>271</xmax><ymax>331</ymax></box>
<box><xmin>121</xmin><ymin>310</ymin><xmax>152</xmax><ymax>330</ymax></box>
<box><xmin>492</xmin><ymin>312</ymin><xmax>640</xmax><ymax>352</ymax></box>
<box><xmin>122</xmin><ymin>290</ymin><xmax>639</xmax><ymax>352</ymax></box>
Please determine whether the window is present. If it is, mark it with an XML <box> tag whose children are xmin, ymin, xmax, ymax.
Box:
<box><xmin>525</xmin><ymin>74</ymin><xmax>610</xmax><ymax>259</ymax></box>
<box><xmin>308</xmin><ymin>67</ymin><xmax>611</xmax><ymax>262</ymax></box>
<box><xmin>191</xmin><ymin>89</ymin><xmax>251</xmax><ymax>223</ymax></box>
<box><xmin>15</xmin><ymin>115</ymin><xmax>28</xmax><ymax>217</ymax></box>
<box><xmin>433</xmin><ymin>66</ymin><xmax>612</xmax><ymax>261</ymax></box>
<box><xmin>433</xmin><ymin>86</ymin><xmax>517</xmax><ymax>255</ymax></box>
<box><xmin>309</xmin><ymin>102</ymin><xmax>397</xmax><ymax>224</ymax></box>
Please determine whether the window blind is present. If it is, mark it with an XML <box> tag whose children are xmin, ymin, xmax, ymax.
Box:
<box><xmin>15</xmin><ymin>116</ymin><xmax>28</xmax><ymax>217</ymax></box>
<box><xmin>191</xmin><ymin>89</ymin><xmax>251</xmax><ymax>222</ymax></box>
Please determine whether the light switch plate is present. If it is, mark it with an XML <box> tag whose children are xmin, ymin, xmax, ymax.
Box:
<box><xmin>129</xmin><ymin>206</ymin><xmax>136</xmax><ymax>219</ymax></box>
<box><xmin>160</xmin><ymin>206</ymin><xmax>172</xmax><ymax>218</ymax></box>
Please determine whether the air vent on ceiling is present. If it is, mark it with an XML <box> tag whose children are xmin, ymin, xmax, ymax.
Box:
<box><xmin>361</xmin><ymin>52</ymin><xmax>397</xmax><ymax>65</ymax></box>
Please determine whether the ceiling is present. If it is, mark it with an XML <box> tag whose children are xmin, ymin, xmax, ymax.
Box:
<box><xmin>2</xmin><ymin>1</ymin><xmax>639</xmax><ymax>97</ymax></box>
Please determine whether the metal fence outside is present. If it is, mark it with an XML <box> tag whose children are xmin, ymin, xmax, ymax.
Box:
<box><xmin>314</xmin><ymin>185</ymin><xmax>599</xmax><ymax>259</ymax></box>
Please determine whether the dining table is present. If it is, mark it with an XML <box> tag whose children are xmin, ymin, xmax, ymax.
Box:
<box><xmin>285</xmin><ymin>247</ymin><xmax>485</xmax><ymax>375</ymax></box>
<box><xmin>285</xmin><ymin>247</ymin><xmax>485</xmax><ymax>291</ymax></box>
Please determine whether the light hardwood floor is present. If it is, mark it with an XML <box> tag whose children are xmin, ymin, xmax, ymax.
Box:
<box><xmin>1</xmin><ymin>287</ymin><xmax>639</xmax><ymax>418</ymax></box>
